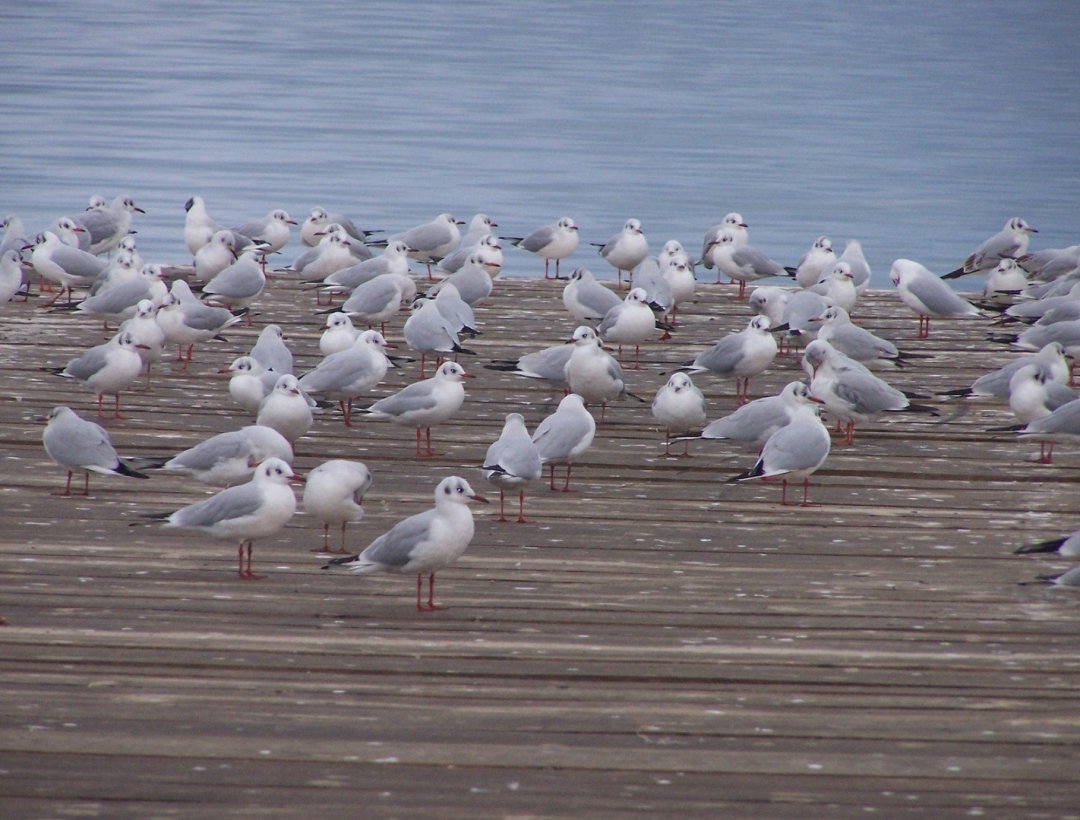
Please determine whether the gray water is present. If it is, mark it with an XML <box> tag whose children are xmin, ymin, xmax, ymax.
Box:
<box><xmin>2</xmin><ymin>0</ymin><xmax>1078</xmax><ymax>286</ymax></box>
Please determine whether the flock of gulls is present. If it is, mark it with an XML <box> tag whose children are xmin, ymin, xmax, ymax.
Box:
<box><xmin>4</xmin><ymin>197</ymin><xmax>1080</xmax><ymax>610</ymax></box>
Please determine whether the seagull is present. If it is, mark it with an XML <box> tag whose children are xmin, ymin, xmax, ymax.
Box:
<box><xmin>838</xmin><ymin>239</ymin><xmax>872</xmax><ymax>294</ymax></box>
<box><xmin>678</xmin><ymin>381</ymin><xmax>812</xmax><ymax>450</ymax></box>
<box><xmin>248</xmin><ymin>323</ymin><xmax>293</xmax><ymax>375</ymax></box>
<box><xmin>787</xmin><ymin>235</ymin><xmax>836</xmax><ymax>289</ymax></box>
<box><xmin>307</xmin><ymin>240</ymin><xmax>412</xmax><ymax>305</ymax></box>
<box><xmin>201</xmin><ymin>248</ymin><xmax>266</xmax><ymax>321</ymax></box>
<box><xmin>805</xmin><ymin>305</ymin><xmax>926</xmax><ymax>369</ymax></box>
<box><xmin>598</xmin><ymin>286</ymin><xmax>667</xmax><ymax>368</ymax></box>
<box><xmin>943</xmin><ymin>217</ymin><xmax>1038</xmax><ymax>279</ymax></box>
<box><xmin>660</xmin><ymin>253</ymin><xmax>696</xmax><ymax>324</ymax></box>
<box><xmin>482</xmin><ymin>413</ymin><xmax>543</xmax><ymax>522</ymax></box>
<box><xmin>220</xmin><ymin>355</ymin><xmax>280</xmax><ymax>413</ymax></box>
<box><xmin>1018</xmin><ymin>244</ymin><xmax>1080</xmax><ymax>282</ymax></box>
<box><xmin>777</xmin><ymin>289</ymin><xmax>835</xmax><ymax>352</ymax></box>
<box><xmin>651</xmin><ymin>372</ymin><xmax>706</xmax><ymax>456</ymax></box>
<box><xmin>389</xmin><ymin>212</ymin><xmax>464</xmax><ymax>279</ymax></box>
<box><xmin>704</xmin><ymin>230</ymin><xmax>786</xmax><ymax>297</ymax></box>
<box><xmin>727</xmin><ymin>387</ymin><xmax>831</xmax><ymax>506</ymax></box>
<box><xmin>303</xmin><ymin>460</ymin><xmax>373</xmax><ymax>553</ymax></box>
<box><xmin>41</xmin><ymin>405</ymin><xmax>148</xmax><ymax>495</ymax></box>
<box><xmin>230</xmin><ymin>209</ymin><xmax>297</xmax><ymax>258</ymax></box>
<box><xmin>51</xmin><ymin>331</ymin><xmax>147</xmax><ymax>418</ymax></box>
<box><xmin>700</xmin><ymin>212</ymin><xmax>749</xmax><ymax>274</ymax></box>
<box><xmin>983</xmin><ymin>258</ymin><xmax>1028</xmax><ymax>302</ymax></box>
<box><xmin>78</xmin><ymin>195</ymin><xmax>145</xmax><ymax>255</ymax></box>
<box><xmin>1015</xmin><ymin>395</ymin><xmax>1080</xmax><ymax>464</ymax></box>
<box><xmin>318</xmin><ymin>312</ymin><xmax>360</xmax><ymax>356</ymax></box>
<box><xmin>805</xmin><ymin>339</ymin><xmax>938</xmax><ymax>445</ymax></box>
<box><xmin>594</xmin><ymin>218</ymin><xmax>648</xmax><ymax>288</ymax></box>
<box><xmin>564</xmin><ymin>324</ymin><xmax>643</xmax><ymax>421</ymax></box>
<box><xmin>433</xmin><ymin>282</ymin><xmax>478</xmax><ymax>338</ymax></box>
<box><xmin>531</xmin><ymin>393</ymin><xmax>596</xmax><ymax>492</ymax></box>
<box><xmin>0</xmin><ymin>213</ymin><xmax>28</xmax><ymax>257</ymax></box>
<box><xmin>300</xmin><ymin>207</ymin><xmax>373</xmax><ymax>246</ymax></box>
<box><xmin>562</xmin><ymin>266</ymin><xmax>622</xmax><ymax>321</ymax></box>
<box><xmin>426</xmin><ymin>250</ymin><xmax>497</xmax><ymax>305</ymax></box>
<box><xmin>141</xmin><ymin>425</ymin><xmax>293</xmax><ymax>486</ymax></box>
<box><xmin>889</xmin><ymin>258</ymin><xmax>982</xmax><ymax>338</ymax></box>
<box><xmin>193</xmin><ymin>230</ymin><xmax>239</xmax><ymax>281</ymax></box>
<box><xmin>322</xmin><ymin>475</ymin><xmax>488</xmax><ymax>611</ymax></box>
<box><xmin>289</xmin><ymin>228</ymin><xmax>359</xmax><ymax>277</ymax></box>
<box><xmin>1004</xmin><ymin>364</ymin><xmax>1078</xmax><ymax>462</ymax></box>
<box><xmin>681</xmin><ymin>315</ymin><xmax>778</xmax><ymax>404</ymax></box>
<box><xmin>184</xmin><ymin>195</ymin><xmax>224</xmax><ymax>256</ymax></box>
<box><xmin>358</xmin><ymin>361</ymin><xmax>469</xmax><ymax>457</ymax></box>
<box><xmin>118</xmin><ymin>298</ymin><xmax>166</xmax><ymax>389</ymax></box>
<box><xmin>29</xmin><ymin>230</ymin><xmax>107</xmax><ymax>305</ymax></box>
<box><xmin>506</xmin><ymin>216</ymin><xmax>579</xmax><ymax>279</ymax></box>
<box><xmin>151</xmin><ymin>457</ymin><xmax>301</xmax><ymax>580</ymax></box>
<box><xmin>403</xmin><ymin>298</ymin><xmax>475</xmax><ymax>377</ymax></box>
<box><xmin>337</xmin><ymin>272</ymin><xmax>415</xmax><ymax>333</ymax></box>
<box><xmin>484</xmin><ymin>333</ymin><xmax>584</xmax><ymax>390</ymax></box>
<box><xmin>0</xmin><ymin>249</ymin><xmax>26</xmax><ymax>302</ymax></box>
<box><xmin>156</xmin><ymin>281</ymin><xmax>245</xmax><ymax>366</ymax></box>
<box><xmin>256</xmin><ymin>375</ymin><xmax>314</xmax><ymax>444</ymax></box>
<box><xmin>72</xmin><ymin>264</ymin><xmax>167</xmax><ymax>327</ymax></box>
<box><xmin>808</xmin><ymin>261</ymin><xmax>858</xmax><ymax>312</ymax></box>
<box><xmin>297</xmin><ymin>330</ymin><xmax>392</xmax><ymax>426</ymax></box>
<box><xmin>437</xmin><ymin>223</ymin><xmax>501</xmax><ymax>275</ymax></box>
<box><xmin>938</xmin><ymin>342</ymin><xmax>1070</xmax><ymax>400</ymax></box>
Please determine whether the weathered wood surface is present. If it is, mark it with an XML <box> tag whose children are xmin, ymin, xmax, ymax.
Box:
<box><xmin>1</xmin><ymin>271</ymin><xmax>1079</xmax><ymax>818</ymax></box>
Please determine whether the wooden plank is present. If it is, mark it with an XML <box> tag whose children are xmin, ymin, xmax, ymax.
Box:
<box><xmin>1</xmin><ymin>270</ymin><xmax>1079</xmax><ymax>816</ymax></box>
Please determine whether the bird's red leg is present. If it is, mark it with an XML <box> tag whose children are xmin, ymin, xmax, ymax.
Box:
<box><xmin>516</xmin><ymin>490</ymin><xmax>529</xmax><ymax>524</ymax></box>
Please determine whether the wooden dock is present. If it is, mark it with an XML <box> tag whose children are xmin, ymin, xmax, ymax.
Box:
<box><xmin>1</xmin><ymin>271</ymin><xmax>1078</xmax><ymax>818</ymax></box>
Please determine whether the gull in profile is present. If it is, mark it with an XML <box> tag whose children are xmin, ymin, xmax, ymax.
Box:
<box><xmin>507</xmin><ymin>216</ymin><xmax>579</xmax><ymax>279</ymax></box>
<box><xmin>727</xmin><ymin>387</ymin><xmax>831</xmax><ymax>506</ymax></box>
<box><xmin>943</xmin><ymin>217</ymin><xmax>1037</xmax><ymax>279</ymax></box>
<box><xmin>42</xmin><ymin>405</ymin><xmax>148</xmax><ymax>495</ymax></box>
<box><xmin>322</xmin><ymin>476</ymin><xmax>488</xmax><ymax>611</ymax></box>
<box><xmin>149</xmin><ymin>457</ymin><xmax>301</xmax><ymax>580</ymax></box>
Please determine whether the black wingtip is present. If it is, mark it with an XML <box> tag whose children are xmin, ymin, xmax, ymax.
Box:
<box><xmin>321</xmin><ymin>553</ymin><xmax>361</xmax><ymax>569</ymax></box>
<box><xmin>1014</xmin><ymin>538</ymin><xmax>1066</xmax><ymax>555</ymax></box>
<box><xmin>941</xmin><ymin>267</ymin><xmax>967</xmax><ymax>280</ymax></box>
<box><xmin>117</xmin><ymin>461</ymin><xmax>150</xmax><ymax>479</ymax></box>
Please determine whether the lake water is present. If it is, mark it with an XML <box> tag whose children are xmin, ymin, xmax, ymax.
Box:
<box><xmin>3</xmin><ymin>1</ymin><xmax>1079</xmax><ymax>287</ymax></box>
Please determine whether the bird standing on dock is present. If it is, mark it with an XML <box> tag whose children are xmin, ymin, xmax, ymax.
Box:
<box><xmin>507</xmin><ymin>216</ymin><xmax>579</xmax><ymax>279</ymax></box>
<box><xmin>390</xmin><ymin>212</ymin><xmax>464</xmax><ymax>279</ymax></box>
<box><xmin>52</xmin><ymin>331</ymin><xmax>147</xmax><ymax>419</ymax></box>
<box><xmin>651</xmin><ymin>372</ymin><xmax>707</xmax><ymax>456</ymax></box>
<box><xmin>727</xmin><ymin>388</ymin><xmax>831</xmax><ymax>506</ymax></box>
<box><xmin>594</xmin><ymin>218</ymin><xmax>648</xmax><ymax>288</ymax></box>
<box><xmin>303</xmin><ymin>459</ymin><xmax>373</xmax><ymax>554</ymax></box>
<box><xmin>889</xmin><ymin>258</ymin><xmax>982</xmax><ymax>338</ymax></box>
<box><xmin>151</xmin><ymin>457</ymin><xmax>301</xmax><ymax>580</ymax></box>
<box><xmin>322</xmin><ymin>475</ymin><xmax>488</xmax><ymax>611</ymax></box>
<box><xmin>681</xmin><ymin>316</ymin><xmax>778</xmax><ymax>404</ymax></box>
<box><xmin>482</xmin><ymin>413</ymin><xmax>543</xmax><ymax>522</ymax></box>
<box><xmin>531</xmin><ymin>393</ymin><xmax>597</xmax><ymax>492</ymax></box>
<box><xmin>256</xmin><ymin>375</ymin><xmax>314</xmax><ymax>444</ymax></box>
<box><xmin>358</xmin><ymin>361</ymin><xmax>469</xmax><ymax>457</ymax></box>
<box><xmin>42</xmin><ymin>405</ymin><xmax>148</xmax><ymax>495</ymax></box>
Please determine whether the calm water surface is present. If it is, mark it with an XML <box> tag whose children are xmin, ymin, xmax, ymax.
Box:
<box><xmin>2</xmin><ymin>1</ymin><xmax>1079</xmax><ymax>286</ymax></box>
